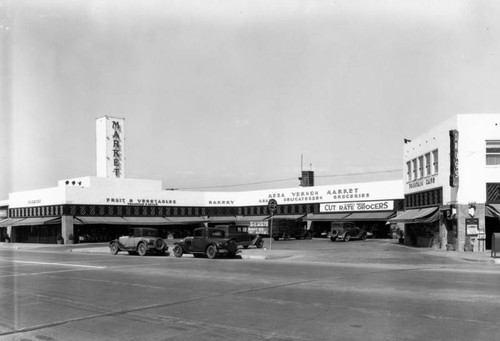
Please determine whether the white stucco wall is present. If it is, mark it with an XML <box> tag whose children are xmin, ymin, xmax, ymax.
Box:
<box><xmin>7</xmin><ymin>177</ymin><xmax>404</xmax><ymax>209</ymax></box>
<box><xmin>403</xmin><ymin>113</ymin><xmax>500</xmax><ymax>205</ymax></box>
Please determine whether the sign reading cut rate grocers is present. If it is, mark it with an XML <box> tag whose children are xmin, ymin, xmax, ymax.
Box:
<box><xmin>320</xmin><ymin>201</ymin><xmax>394</xmax><ymax>212</ymax></box>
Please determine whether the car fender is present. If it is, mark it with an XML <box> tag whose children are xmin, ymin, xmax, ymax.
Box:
<box><xmin>250</xmin><ymin>235</ymin><xmax>262</xmax><ymax>245</ymax></box>
<box><xmin>109</xmin><ymin>240</ymin><xmax>126</xmax><ymax>250</ymax></box>
<box><xmin>174</xmin><ymin>242</ymin><xmax>190</xmax><ymax>254</ymax></box>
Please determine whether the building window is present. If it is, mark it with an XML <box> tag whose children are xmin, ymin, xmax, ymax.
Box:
<box><xmin>425</xmin><ymin>153</ymin><xmax>431</xmax><ymax>176</ymax></box>
<box><xmin>418</xmin><ymin>156</ymin><xmax>424</xmax><ymax>179</ymax></box>
<box><xmin>406</xmin><ymin>161</ymin><xmax>411</xmax><ymax>182</ymax></box>
<box><xmin>486</xmin><ymin>140</ymin><xmax>500</xmax><ymax>165</ymax></box>
<box><xmin>432</xmin><ymin>150</ymin><xmax>438</xmax><ymax>174</ymax></box>
<box><xmin>412</xmin><ymin>159</ymin><xmax>417</xmax><ymax>180</ymax></box>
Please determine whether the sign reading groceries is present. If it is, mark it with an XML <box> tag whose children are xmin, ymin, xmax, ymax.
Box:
<box><xmin>320</xmin><ymin>201</ymin><xmax>393</xmax><ymax>212</ymax></box>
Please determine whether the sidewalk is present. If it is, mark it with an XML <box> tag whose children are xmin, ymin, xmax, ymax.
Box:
<box><xmin>1</xmin><ymin>240</ymin><xmax>499</xmax><ymax>264</ymax></box>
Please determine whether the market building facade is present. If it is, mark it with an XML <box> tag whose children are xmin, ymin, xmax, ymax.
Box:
<box><xmin>0</xmin><ymin>176</ymin><xmax>403</xmax><ymax>244</ymax></box>
<box><xmin>391</xmin><ymin>114</ymin><xmax>500</xmax><ymax>252</ymax></box>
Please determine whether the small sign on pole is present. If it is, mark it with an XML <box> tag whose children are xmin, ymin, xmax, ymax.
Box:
<box><xmin>268</xmin><ymin>199</ymin><xmax>278</xmax><ymax>250</ymax></box>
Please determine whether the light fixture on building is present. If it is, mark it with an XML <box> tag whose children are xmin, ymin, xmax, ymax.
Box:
<box><xmin>447</xmin><ymin>203</ymin><xmax>457</xmax><ymax>219</ymax></box>
<box><xmin>468</xmin><ymin>202</ymin><xmax>476</xmax><ymax>217</ymax></box>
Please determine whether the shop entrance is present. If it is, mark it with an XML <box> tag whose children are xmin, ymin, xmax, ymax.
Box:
<box><xmin>485</xmin><ymin>217</ymin><xmax>500</xmax><ymax>250</ymax></box>
<box><xmin>13</xmin><ymin>224</ymin><xmax>61</xmax><ymax>244</ymax></box>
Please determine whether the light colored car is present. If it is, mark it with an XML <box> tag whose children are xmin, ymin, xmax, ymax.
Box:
<box><xmin>109</xmin><ymin>227</ymin><xmax>168</xmax><ymax>256</ymax></box>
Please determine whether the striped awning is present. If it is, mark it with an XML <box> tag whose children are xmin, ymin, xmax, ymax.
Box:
<box><xmin>389</xmin><ymin>207</ymin><xmax>440</xmax><ymax>223</ymax></box>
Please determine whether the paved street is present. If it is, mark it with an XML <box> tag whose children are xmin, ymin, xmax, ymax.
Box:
<box><xmin>0</xmin><ymin>239</ymin><xmax>499</xmax><ymax>340</ymax></box>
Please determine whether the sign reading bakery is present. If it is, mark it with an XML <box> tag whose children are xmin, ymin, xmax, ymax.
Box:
<box><xmin>320</xmin><ymin>200</ymin><xmax>394</xmax><ymax>212</ymax></box>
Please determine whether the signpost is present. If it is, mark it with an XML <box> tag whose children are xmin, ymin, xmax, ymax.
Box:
<box><xmin>268</xmin><ymin>199</ymin><xmax>278</xmax><ymax>250</ymax></box>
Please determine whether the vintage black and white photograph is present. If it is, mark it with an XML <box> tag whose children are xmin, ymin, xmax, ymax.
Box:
<box><xmin>1</xmin><ymin>0</ymin><xmax>500</xmax><ymax>340</ymax></box>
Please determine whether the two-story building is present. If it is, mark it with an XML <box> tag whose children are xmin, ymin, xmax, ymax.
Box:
<box><xmin>391</xmin><ymin>114</ymin><xmax>500</xmax><ymax>252</ymax></box>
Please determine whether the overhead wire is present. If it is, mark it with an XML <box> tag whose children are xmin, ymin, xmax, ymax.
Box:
<box><xmin>174</xmin><ymin>168</ymin><xmax>402</xmax><ymax>191</ymax></box>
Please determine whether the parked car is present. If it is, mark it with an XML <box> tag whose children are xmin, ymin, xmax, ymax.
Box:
<box><xmin>109</xmin><ymin>227</ymin><xmax>168</xmax><ymax>256</ymax></box>
<box><xmin>330</xmin><ymin>222</ymin><xmax>367</xmax><ymax>242</ymax></box>
<box><xmin>172</xmin><ymin>227</ymin><xmax>239</xmax><ymax>259</ymax></box>
<box><xmin>215</xmin><ymin>225</ymin><xmax>264</xmax><ymax>248</ymax></box>
<box><xmin>272</xmin><ymin>223</ymin><xmax>312</xmax><ymax>241</ymax></box>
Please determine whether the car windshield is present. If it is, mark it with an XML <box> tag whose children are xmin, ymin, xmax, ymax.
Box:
<box><xmin>209</xmin><ymin>230</ymin><xmax>225</xmax><ymax>238</ymax></box>
<box><xmin>141</xmin><ymin>229</ymin><xmax>158</xmax><ymax>237</ymax></box>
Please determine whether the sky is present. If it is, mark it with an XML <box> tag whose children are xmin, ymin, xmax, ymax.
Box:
<box><xmin>1</xmin><ymin>0</ymin><xmax>500</xmax><ymax>199</ymax></box>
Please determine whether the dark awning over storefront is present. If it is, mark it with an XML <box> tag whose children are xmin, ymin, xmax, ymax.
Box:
<box><xmin>303</xmin><ymin>213</ymin><xmax>352</xmax><ymax>221</ymax></box>
<box><xmin>123</xmin><ymin>217</ymin><xmax>170</xmax><ymax>225</ymax></box>
<box><xmin>74</xmin><ymin>216</ymin><xmax>129</xmax><ymax>225</ymax></box>
<box><xmin>346</xmin><ymin>211</ymin><xmax>396</xmax><ymax>221</ymax></box>
<box><xmin>267</xmin><ymin>214</ymin><xmax>305</xmax><ymax>220</ymax></box>
<box><xmin>389</xmin><ymin>207</ymin><xmax>440</xmax><ymax>223</ymax></box>
<box><xmin>13</xmin><ymin>217</ymin><xmax>61</xmax><ymax>226</ymax></box>
<box><xmin>164</xmin><ymin>217</ymin><xmax>207</xmax><ymax>225</ymax></box>
<box><xmin>0</xmin><ymin>218</ymin><xmax>26</xmax><ymax>227</ymax></box>
<box><xmin>208</xmin><ymin>216</ymin><xmax>269</xmax><ymax>223</ymax></box>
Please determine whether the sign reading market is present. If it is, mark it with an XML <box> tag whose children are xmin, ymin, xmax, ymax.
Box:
<box><xmin>320</xmin><ymin>200</ymin><xmax>394</xmax><ymax>212</ymax></box>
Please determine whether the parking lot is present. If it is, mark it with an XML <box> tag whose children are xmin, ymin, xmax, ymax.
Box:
<box><xmin>1</xmin><ymin>238</ymin><xmax>499</xmax><ymax>340</ymax></box>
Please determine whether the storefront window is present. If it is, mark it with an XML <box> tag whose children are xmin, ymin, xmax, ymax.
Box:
<box><xmin>406</xmin><ymin>161</ymin><xmax>411</xmax><ymax>182</ymax></box>
<box><xmin>412</xmin><ymin>159</ymin><xmax>417</xmax><ymax>180</ymax></box>
<box><xmin>486</xmin><ymin>140</ymin><xmax>500</xmax><ymax>165</ymax></box>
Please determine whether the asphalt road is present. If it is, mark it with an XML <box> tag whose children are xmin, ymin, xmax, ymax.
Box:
<box><xmin>0</xmin><ymin>240</ymin><xmax>499</xmax><ymax>341</ymax></box>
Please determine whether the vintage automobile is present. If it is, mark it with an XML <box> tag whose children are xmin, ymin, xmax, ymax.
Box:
<box><xmin>172</xmin><ymin>227</ymin><xmax>239</xmax><ymax>259</ymax></box>
<box><xmin>272</xmin><ymin>222</ymin><xmax>312</xmax><ymax>241</ymax></box>
<box><xmin>109</xmin><ymin>227</ymin><xmax>168</xmax><ymax>256</ymax></box>
<box><xmin>330</xmin><ymin>222</ymin><xmax>367</xmax><ymax>242</ymax></box>
<box><xmin>214</xmin><ymin>224</ymin><xmax>264</xmax><ymax>248</ymax></box>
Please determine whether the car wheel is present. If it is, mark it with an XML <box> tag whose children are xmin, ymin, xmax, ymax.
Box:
<box><xmin>173</xmin><ymin>245</ymin><xmax>183</xmax><ymax>258</ymax></box>
<box><xmin>361</xmin><ymin>233</ymin><xmax>367</xmax><ymax>240</ymax></box>
<box><xmin>206</xmin><ymin>245</ymin><xmax>217</xmax><ymax>259</ymax></box>
<box><xmin>154</xmin><ymin>238</ymin><xmax>165</xmax><ymax>250</ymax></box>
<box><xmin>256</xmin><ymin>239</ymin><xmax>264</xmax><ymax>248</ymax></box>
<box><xmin>306</xmin><ymin>231</ymin><xmax>312</xmax><ymax>240</ymax></box>
<box><xmin>330</xmin><ymin>237</ymin><xmax>337</xmax><ymax>242</ymax></box>
<box><xmin>283</xmin><ymin>233</ymin><xmax>290</xmax><ymax>240</ymax></box>
<box><xmin>137</xmin><ymin>243</ymin><xmax>147</xmax><ymax>256</ymax></box>
<box><xmin>109</xmin><ymin>242</ymin><xmax>119</xmax><ymax>255</ymax></box>
<box><xmin>344</xmin><ymin>234</ymin><xmax>351</xmax><ymax>242</ymax></box>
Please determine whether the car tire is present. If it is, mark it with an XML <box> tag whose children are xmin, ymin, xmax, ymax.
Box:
<box><xmin>283</xmin><ymin>233</ymin><xmax>290</xmax><ymax>240</ymax></box>
<box><xmin>306</xmin><ymin>231</ymin><xmax>312</xmax><ymax>240</ymax></box>
<box><xmin>256</xmin><ymin>238</ymin><xmax>264</xmax><ymax>248</ymax></box>
<box><xmin>206</xmin><ymin>245</ymin><xmax>217</xmax><ymax>259</ymax></box>
<box><xmin>361</xmin><ymin>234</ymin><xmax>367</xmax><ymax>241</ymax></box>
<box><xmin>344</xmin><ymin>234</ymin><xmax>351</xmax><ymax>242</ymax></box>
<box><xmin>137</xmin><ymin>243</ymin><xmax>147</xmax><ymax>256</ymax></box>
<box><xmin>154</xmin><ymin>238</ymin><xmax>165</xmax><ymax>250</ymax></box>
<box><xmin>173</xmin><ymin>245</ymin><xmax>183</xmax><ymax>258</ymax></box>
<box><xmin>109</xmin><ymin>242</ymin><xmax>119</xmax><ymax>255</ymax></box>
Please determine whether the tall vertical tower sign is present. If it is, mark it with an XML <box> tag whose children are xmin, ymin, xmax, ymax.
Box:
<box><xmin>96</xmin><ymin>116</ymin><xmax>125</xmax><ymax>178</ymax></box>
